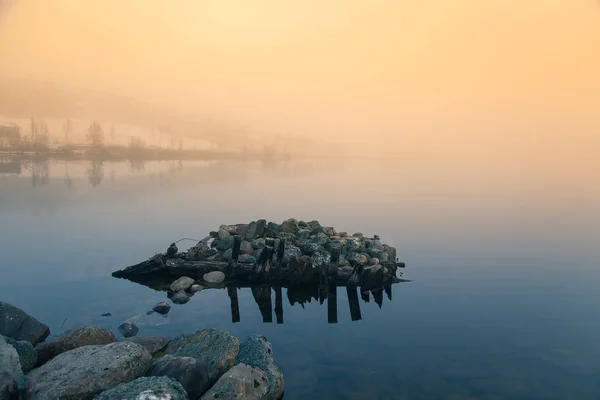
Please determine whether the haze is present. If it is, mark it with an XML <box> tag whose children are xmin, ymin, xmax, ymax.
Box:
<box><xmin>1</xmin><ymin>0</ymin><xmax>599</xmax><ymax>158</ymax></box>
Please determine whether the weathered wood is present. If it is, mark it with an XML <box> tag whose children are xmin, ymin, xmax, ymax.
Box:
<box><xmin>251</xmin><ymin>286</ymin><xmax>273</xmax><ymax>323</ymax></box>
<box><xmin>327</xmin><ymin>284</ymin><xmax>338</xmax><ymax>323</ymax></box>
<box><xmin>372</xmin><ymin>288</ymin><xmax>383</xmax><ymax>309</ymax></box>
<box><xmin>360</xmin><ymin>290</ymin><xmax>370</xmax><ymax>303</ymax></box>
<box><xmin>274</xmin><ymin>286</ymin><xmax>284</xmax><ymax>324</ymax></box>
<box><xmin>227</xmin><ymin>285</ymin><xmax>240</xmax><ymax>323</ymax></box>
<box><xmin>346</xmin><ymin>286</ymin><xmax>362</xmax><ymax>321</ymax></box>
<box><xmin>227</xmin><ymin>235</ymin><xmax>242</xmax><ymax>275</ymax></box>
<box><xmin>347</xmin><ymin>264</ymin><xmax>363</xmax><ymax>287</ymax></box>
<box><xmin>384</xmin><ymin>283</ymin><xmax>392</xmax><ymax>301</ymax></box>
<box><xmin>361</xmin><ymin>265</ymin><xmax>384</xmax><ymax>291</ymax></box>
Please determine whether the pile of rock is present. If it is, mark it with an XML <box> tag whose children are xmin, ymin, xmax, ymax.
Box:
<box><xmin>189</xmin><ymin>218</ymin><xmax>398</xmax><ymax>268</ymax></box>
<box><xmin>0</xmin><ymin>301</ymin><xmax>284</xmax><ymax>400</ymax></box>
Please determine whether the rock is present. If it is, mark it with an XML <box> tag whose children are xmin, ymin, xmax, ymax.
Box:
<box><xmin>296</xmin><ymin>229</ymin><xmax>311</xmax><ymax>240</ymax></box>
<box><xmin>251</xmin><ymin>238</ymin><xmax>266</xmax><ymax>250</ymax></box>
<box><xmin>236</xmin><ymin>334</ymin><xmax>284</xmax><ymax>400</ymax></box>
<box><xmin>246</xmin><ymin>219</ymin><xmax>266</xmax><ymax>240</ymax></box>
<box><xmin>220</xmin><ymin>225</ymin><xmax>238</xmax><ymax>235</ymax></box>
<box><xmin>2</xmin><ymin>336</ymin><xmax>37</xmax><ymax>372</ymax></box>
<box><xmin>236</xmin><ymin>224</ymin><xmax>250</xmax><ymax>238</ymax></box>
<box><xmin>94</xmin><ymin>376</ymin><xmax>188</xmax><ymax>400</ymax></box>
<box><xmin>26</xmin><ymin>341</ymin><xmax>152</xmax><ymax>400</ymax></box>
<box><xmin>314</xmin><ymin>232</ymin><xmax>330</xmax><ymax>247</ymax></box>
<box><xmin>209</xmin><ymin>231</ymin><xmax>219</xmax><ymax>238</ymax></box>
<box><xmin>264</xmin><ymin>222</ymin><xmax>280</xmax><ymax>238</ymax></box>
<box><xmin>146</xmin><ymin>355</ymin><xmax>210</xmax><ymax>399</ymax></box>
<box><xmin>203</xmin><ymin>271</ymin><xmax>225</xmax><ymax>284</ymax></box>
<box><xmin>190</xmin><ymin>284</ymin><xmax>204</xmax><ymax>292</ymax></box>
<box><xmin>171</xmin><ymin>290</ymin><xmax>191</xmax><ymax>305</ymax></box>
<box><xmin>339</xmin><ymin>255</ymin><xmax>350</xmax><ymax>266</ymax></box>
<box><xmin>200</xmin><ymin>364</ymin><xmax>268</xmax><ymax>400</ymax></box>
<box><xmin>166</xmin><ymin>243</ymin><xmax>178</xmax><ymax>256</ymax></box>
<box><xmin>218</xmin><ymin>229</ymin><xmax>231</xmax><ymax>239</ymax></box>
<box><xmin>311</xmin><ymin>249</ymin><xmax>331</xmax><ymax>266</ymax></box>
<box><xmin>153</xmin><ymin>302</ymin><xmax>171</xmax><ymax>315</ymax></box>
<box><xmin>339</xmin><ymin>231</ymin><xmax>348</xmax><ymax>237</ymax></box>
<box><xmin>118</xmin><ymin>322</ymin><xmax>139</xmax><ymax>338</ymax></box>
<box><xmin>35</xmin><ymin>326</ymin><xmax>116</xmax><ymax>366</ymax></box>
<box><xmin>253</xmin><ymin>248</ymin><xmax>263</xmax><ymax>263</ymax></box>
<box><xmin>352</xmin><ymin>232</ymin><xmax>363</xmax><ymax>238</ymax></box>
<box><xmin>299</xmin><ymin>241</ymin><xmax>319</xmax><ymax>255</ymax></box>
<box><xmin>323</xmin><ymin>226</ymin><xmax>337</xmax><ymax>236</ymax></box>
<box><xmin>282</xmin><ymin>244</ymin><xmax>302</xmax><ymax>267</ymax></box>
<box><xmin>346</xmin><ymin>252</ymin><xmax>368</xmax><ymax>265</ymax></box>
<box><xmin>0</xmin><ymin>301</ymin><xmax>50</xmax><ymax>345</ymax></box>
<box><xmin>383</xmin><ymin>245</ymin><xmax>397</xmax><ymax>263</ymax></box>
<box><xmin>238</xmin><ymin>254</ymin><xmax>257</xmax><ymax>264</ymax></box>
<box><xmin>365</xmin><ymin>239</ymin><xmax>384</xmax><ymax>252</ymax></box>
<box><xmin>307</xmin><ymin>220</ymin><xmax>321</xmax><ymax>229</ymax></box>
<box><xmin>166</xmin><ymin>328</ymin><xmax>240</xmax><ymax>385</ymax></box>
<box><xmin>240</xmin><ymin>240</ymin><xmax>254</xmax><ymax>255</ymax></box>
<box><xmin>124</xmin><ymin>336</ymin><xmax>172</xmax><ymax>356</ymax></box>
<box><xmin>276</xmin><ymin>232</ymin><xmax>296</xmax><ymax>241</ymax></box>
<box><xmin>189</xmin><ymin>242</ymin><xmax>218</xmax><ymax>261</ymax></box>
<box><xmin>281</xmin><ymin>218</ymin><xmax>299</xmax><ymax>234</ymax></box>
<box><xmin>101</xmin><ymin>312</ymin><xmax>112</xmax><ymax>317</ymax></box>
<box><xmin>310</xmin><ymin>225</ymin><xmax>326</xmax><ymax>235</ymax></box>
<box><xmin>221</xmin><ymin>248</ymin><xmax>233</xmax><ymax>261</ymax></box>
<box><xmin>170</xmin><ymin>276</ymin><xmax>195</xmax><ymax>292</ymax></box>
<box><xmin>218</xmin><ymin>236</ymin><xmax>235</xmax><ymax>251</ymax></box>
<box><xmin>0</xmin><ymin>335</ymin><xmax>23</xmax><ymax>400</ymax></box>
<box><xmin>370</xmin><ymin>257</ymin><xmax>380</xmax><ymax>265</ymax></box>
<box><xmin>298</xmin><ymin>220</ymin><xmax>309</xmax><ymax>228</ymax></box>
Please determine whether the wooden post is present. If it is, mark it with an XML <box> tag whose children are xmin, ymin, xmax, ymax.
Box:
<box><xmin>227</xmin><ymin>235</ymin><xmax>242</xmax><ymax>276</ymax></box>
<box><xmin>384</xmin><ymin>283</ymin><xmax>392</xmax><ymax>301</ymax></box>
<box><xmin>360</xmin><ymin>290</ymin><xmax>370</xmax><ymax>303</ymax></box>
<box><xmin>272</xmin><ymin>239</ymin><xmax>285</xmax><ymax>281</ymax></box>
<box><xmin>372</xmin><ymin>288</ymin><xmax>383</xmax><ymax>309</ymax></box>
<box><xmin>328</xmin><ymin>247</ymin><xmax>340</xmax><ymax>277</ymax></box>
<box><xmin>327</xmin><ymin>283</ymin><xmax>338</xmax><ymax>323</ymax></box>
<box><xmin>346</xmin><ymin>286</ymin><xmax>362</xmax><ymax>321</ymax></box>
<box><xmin>274</xmin><ymin>285</ymin><xmax>283</xmax><ymax>324</ymax></box>
<box><xmin>252</xmin><ymin>285</ymin><xmax>273</xmax><ymax>323</ymax></box>
<box><xmin>227</xmin><ymin>285</ymin><xmax>240</xmax><ymax>323</ymax></box>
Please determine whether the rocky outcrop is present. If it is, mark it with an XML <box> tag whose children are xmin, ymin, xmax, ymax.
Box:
<box><xmin>25</xmin><ymin>341</ymin><xmax>152</xmax><ymax>400</ymax></box>
<box><xmin>0</xmin><ymin>335</ymin><xmax>23</xmax><ymax>400</ymax></box>
<box><xmin>166</xmin><ymin>328</ymin><xmax>240</xmax><ymax>385</ymax></box>
<box><xmin>94</xmin><ymin>376</ymin><xmax>188</xmax><ymax>400</ymax></box>
<box><xmin>236</xmin><ymin>334</ymin><xmax>284</xmax><ymax>400</ymax></box>
<box><xmin>35</xmin><ymin>326</ymin><xmax>116</xmax><ymax>366</ymax></box>
<box><xmin>200</xmin><ymin>364</ymin><xmax>269</xmax><ymax>400</ymax></box>
<box><xmin>2</xmin><ymin>336</ymin><xmax>36</xmax><ymax>372</ymax></box>
<box><xmin>0</xmin><ymin>302</ymin><xmax>49</xmax><ymax>345</ymax></box>
<box><xmin>146</xmin><ymin>355</ymin><xmax>210</xmax><ymax>399</ymax></box>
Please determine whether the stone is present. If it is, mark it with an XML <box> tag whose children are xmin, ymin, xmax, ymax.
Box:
<box><xmin>240</xmin><ymin>240</ymin><xmax>254</xmax><ymax>255</ymax></box>
<box><xmin>221</xmin><ymin>248</ymin><xmax>233</xmax><ymax>261</ymax></box>
<box><xmin>299</xmin><ymin>241</ymin><xmax>319</xmax><ymax>255</ymax></box>
<box><xmin>153</xmin><ymin>302</ymin><xmax>171</xmax><ymax>315</ymax></box>
<box><xmin>352</xmin><ymin>232</ymin><xmax>363</xmax><ymax>238</ymax></box>
<box><xmin>200</xmin><ymin>364</ymin><xmax>268</xmax><ymax>400</ymax></box>
<box><xmin>238</xmin><ymin>254</ymin><xmax>257</xmax><ymax>264</ymax></box>
<box><xmin>171</xmin><ymin>290</ymin><xmax>190</xmax><ymax>305</ymax></box>
<box><xmin>0</xmin><ymin>335</ymin><xmax>23</xmax><ymax>400</ymax></box>
<box><xmin>101</xmin><ymin>312</ymin><xmax>112</xmax><ymax>317</ymax></box>
<box><xmin>0</xmin><ymin>302</ymin><xmax>50</xmax><ymax>345</ymax></box>
<box><xmin>276</xmin><ymin>232</ymin><xmax>296</xmax><ymax>241</ymax></box>
<box><xmin>166</xmin><ymin>328</ymin><xmax>240</xmax><ymax>385</ymax></box>
<box><xmin>166</xmin><ymin>243</ymin><xmax>178</xmax><ymax>256</ymax></box>
<box><xmin>339</xmin><ymin>232</ymin><xmax>348</xmax><ymax>237</ymax></box>
<box><xmin>314</xmin><ymin>232</ymin><xmax>330</xmax><ymax>246</ymax></box>
<box><xmin>203</xmin><ymin>271</ymin><xmax>225</xmax><ymax>284</ymax></box>
<box><xmin>346</xmin><ymin>252</ymin><xmax>368</xmax><ymax>265</ymax></box>
<box><xmin>310</xmin><ymin>225</ymin><xmax>326</xmax><ymax>235</ymax></box>
<box><xmin>311</xmin><ymin>249</ymin><xmax>331</xmax><ymax>266</ymax></box>
<box><xmin>94</xmin><ymin>376</ymin><xmax>188</xmax><ymax>400</ymax></box>
<box><xmin>35</xmin><ymin>326</ymin><xmax>116</xmax><ymax>366</ymax></box>
<box><xmin>323</xmin><ymin>226</ymin><xmax>337</xmax><ymax>236</ymax></box>
<box><xmin>297</xmin><ymin>220</ymin><xmax>309</xmax><ymax>228</ymax></box>
<box><xmin>146</xmin><ymin>355</ymin><xmax>210</xmax><ymax>399</ymax></box>
<box><xmin>282</xmin><ymin>244</ymin><xmax>302</xmax><ymax>267</ymax></box>
<box><xmin>281</xmin><ymin>218</ymin><xmax>299</xmax><ymax>234</ymax></box>
<box><xmin>365</xmin><ymin>239</ymin><xmax>384</xmax><ymax>252</ymax></box>
<box><xmin>370</xmin><ymin>257</ymin><xmax>380</xmax><ymax>265</ymax></box>
<box><xmin>236</xmin><ymin>224</ymin><xmax>250</xmax><ymax>238</ymax></box>
<box><xmin>218</xmin><ymin>229</ymin><xmax>231</xmax><ymax>239</ymax></box>
<box><xmin>189</xmin><ymin>242</ymin><xmax>218</xmax><ymax>261</ymax></box>
<box><xmin>254</xmin><ymin>219</ymin><xmax>267</xmax><ymax>239</ymax></box>
<box><xmin>383</xmin><ymin>245</ymin><xmax>397</xmax><ymax>263</ymax></box>
<box><xmin>118</xmin><ymin>322</ymin><xmax>139</xmax><ymax>338</ymax></box>
<box><xmin>190</xmin><ymin>284</ymin><xmax>204</xmax><ymax>292</ymax></box>
<box><xmin>124</xmin><ymin>336</ymin><xmax>172</xmax><ymax>356</ymax></box>
<box><xmin>2</xmin><ymin>335</ymin><xmax>36</xmax><ymax>373</ymax></box>
<box><xmin>218</xmin><ymin>236</ymin><xmax>235</xmax><ymax>251</ymax></box>
<box><xmin>170</xmin><ymin>276</ymin><xmax>195</xmax><ymax>292</ymax></box>
<box><xmin>209</xmin><ymin>231</ymin><xmax>219</xmax><ymax>238</ymax></box>
<box><xmin>251</xmin><ymin>238</ymin><xmax>266</xmax><ymax>250</ymax></box>
<box><xmin>264</xmin><ymin>222</ymin><xmax>280</xmax><ymax>238</ymax></box>
<box><xmin>339</xmin><ymin>255</ymin><xmax>350</xmax><ymax>266</ymax></box>
<box><xmin>220</xmin><ymin>225</ymin><xmax>238</xmax><ymax>235</ymax></box>
<box><xmin>236</xmin><ymin>334</ymin><xmax>284</xmax><ymax>400</ymax></box>
<box><xmin>307</xmin><ymin>220</ymin><xmax>321</xmax><ymax>228</ymax></box>
<box><xmin>26</xmin><ymin>341</ymin><xmax>152</xmax><ymax>400</ymax></box>
<box><xmin>253</xmin><ymin>248</ymin><xmax>263</xmax><ymax>263</ymax></box>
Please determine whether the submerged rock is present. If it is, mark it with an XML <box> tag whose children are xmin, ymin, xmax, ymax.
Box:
<box><xmin>35</xmin><ymin>326</ymin><xmax>116</xmax><ymax>366</ymax></box>
<box><xmin>2</xmin><ymin>336</ymin><xmax>37</xmax><ymax>372</ymax></box>
<box><xmin>152</xmin><ymin>302</ymin><xmax>171</xmax><ymax>315</ymax></box>
<box><xmin>0</xmin><ymin>301</ymin><xmax>50</xmax><ymax>345</ymax></box>
<box><xmin>172</xmin><ymin>290</ymin><xmax>191</xmax><ymax>305</ymax></box>
<box><xmin>201</xmin><ymin>363</ymin><xmax>268</xmax><ymax>400</ymax></box>
<box><xmin>118</xmin><ymin>322</ymin><xmax>139</xmax><ymax>338</ymax></box>
<box><xmin>170</xmin><ymin>276</ymin><xmax>195</xmax><ymax>292</ymax></box>
<box><xmin>26</xmin><ymin>341</ymin><xmax>152</xmax><ymax>400</ymax></box>
<box><xmin>166</xmin><ymin>328</ymin><xmax>240</xmax><ymax>385</ymax></box>
<box><xmin>203</xmin><ymin>271</ymin><xmax>225</xmax><ymax>284</ymax></box>
<box><xmin>236</xmin><ymin>334</ymin><xmax>284</xmax><ymax>400</ymax></box>
<box><xmin>0</xmin><ymin>335</ymin><xmax>23</xmax><ymax>400</ymax></box>
<box><xmin>146</xmin><ymin>355</ymin><xmax>210</xmax><ymax>399</ymax></box>
<box><xmin>94</xmin><ymin>376</ymin><xmax>188</xmax><ymax>400</ymax></box>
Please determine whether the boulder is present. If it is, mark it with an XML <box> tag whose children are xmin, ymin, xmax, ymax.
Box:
<box><xmin>238</xmin><ymin>254</ymin><xmax>257</xmax><ymax>264</ymax></box>
<box><xmin>2</xmin><ymin>336</ymin><xmax>37</xmax><ymax>372</ymax></box>
<box><xmin>264</xmin><ymin>222</ymin><xmax>280</xmax><ymax>238</ymax></box>
<box><xmin>314</xmin><ymin>233</ymin><xmax>330</xmax><ymax>246</ymax></box>
<box><xmin>246</xmin><ymin>220</ymin><xmax>266</xmax><ymax>240</ymax></box>
<box><xmin>281</xmin><ymin>218</ymin><xmax>299</xmax><ymax>234</ymax></box>
<box><xmin>200</xmin><ymin>364</ymin><xmax>268</xmax><ymax>400</ymax></box>
<box><xmin>35</xmin><ymin>326</ymin><xmax>116</xmax><ymax>366</ymax></box>
<box><xmin>282</xmin><ymin>244</ymin><xmax>302</xmax><ymax>267</ymax></box>
<box><xmin>236</xmin><ymin>224</ymin><xmax>250</xmax><ymax>238</ymax></box>
<box><xmin>190</xmin><ymin>284</ymin><xmax>204</xmax><ymax>292</ymax></box>
<box><xmin>323</xmin><ymin>226</ymin><xmax>337</xmax><ymax>236</ymax></box>
<box><xmin>217</xmin><ymin>229</ymin><xmax>231</xmax><ymax>239</ymax></box>
<box><xmin>240</xmin><ymin>240</ymin><xmax>254</xmax><ymax>255</ymax></box>
<box><xmin>307</xmin><ymin>220</ymin><xmax>321</xmax><ymax>229</ymax></box>
<box><xmin>296</xmin><ymin>229</ymin><xmax>311</xmax><ymax>240</ymax></box>
<box><xmin>310</xmin><ymin>249</ymin><xmax>331</xmax><ymax>267</ymax></box>
<box><xmin>170</xmin><ymin>276</ymin><xmax>196</xmax><ymax>292</ymax></box>
<box><xmin>235</xmin><ymin>334</ymin><xmax>284</xmax><ymax>400</ymax></box>
<box><xmin>0</xmin><ymin>302</ymin><xmax>49</xmax><ymax>345</ymax></box>
<box><xmin>346</xmin><ymin>252</ymin><xmax>368</xmax><ymax>266</ymax></box>
<box><xmin>218</xmin><ymin>236</ymin><xmax>235</xmax><ymax>251</ymax></box>
<box><xmin>219</xmin><ymin>225</ymin><xmax>238</xmax><ymax>235</ymax></box>
<box><xmin>172</xmin><ymin>291</ymin><xmax>191</xmax><ymax>305</ymax></box>
<box><xmin>152</xmin><ymin>302</ymin><xmax>171</xmax><ymax>315</ymax></box>
<box><xmin>94</xmin><ymin>376</ymin><xmax>188</xmax><ymax>400</ymax></box>
<box><xmin>352</xmin><ymin>232</ymin><xmax>363</xmax><ymax>238</ymax></box>
<box><xmin>118</xmin><ymin>322</ymin><xmax>139</xmax><ymax>338</ymax></box>
<box><xmin>203</xmin><ymin>271</ymin><xmax>225</xmax><ymax>284</ymax></box>
<box><xmin>0</xmin><ymin>335</ymin><xmax>23</xmax><ymax>400</ymax></box>
<box><xmin>251</xmin><ymin>238</ymin><xmax>266</xmax><ymax>250</ymax></box>
<box><xmin>123</xmin><ymin>336</ymin><xmax>172</xmax><ymax>356</ymax></box>
<box><xmin>25</xmin><ymin>341</ymin><xmax>152</xmax><ymax>400</ymax></box>
<box><xmin>166</xmin><ymin>328</ymin><xmax>239</xmax><ymax>385</ymax></box>
<box><xmin>146</xmin><ymin>355</ymin><xmax>210</xmax><ymax>399</ymax></box>
<box><xmin>221</xmin><ymin>248</ymin><xmax>233</xmax><ymax>261</ymax></box>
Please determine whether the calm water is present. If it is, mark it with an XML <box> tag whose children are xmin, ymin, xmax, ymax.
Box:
<box><xmin>0</xmin><ymin>156</ymin><xmax>599</xmax><ymax>399</ymax></box>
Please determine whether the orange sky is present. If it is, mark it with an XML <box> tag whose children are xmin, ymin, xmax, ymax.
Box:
<box><xmin>0</xmin><ymin>0</ymin><xmax>598</xmax><ymax>156</ymax></box>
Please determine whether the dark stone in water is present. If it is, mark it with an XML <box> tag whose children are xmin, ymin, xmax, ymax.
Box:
<box><xmin>0</xmin><ymin>301</ymin><xmax>50</xmax><ymax>345</ymax></box>
<box><xmin>118</xmin><ymin>322</ymin><xmax>139</xmax><ymax>338</ymax></box>
<box><xmin>171</xmin><ymin>291</ymin><xmax>190</xmax><ymax>305</ymax></box>
<box><xmin>153</xmin><ymin>302</ymin><xmax>171</xmax><ymax>315</ymax></box>
<box><xmin>101</xmin><ymin>313</ymin><xmax>112</xmax><ymax>317</ymax></box>
<box><xmin>146</xmin><ymin>355</ymin><xmax>211</xmax><ymax>399</ymax></box>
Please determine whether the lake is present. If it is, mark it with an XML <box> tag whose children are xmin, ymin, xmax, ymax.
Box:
<box><xmin>0</xmin><ymin>155</ymin><xmax>599</xmax><ymax>399</ymax></box>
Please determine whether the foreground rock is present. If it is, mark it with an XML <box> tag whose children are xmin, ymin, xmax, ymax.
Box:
<box><xmin>35</xmin><ymin>326</ymin><xmax>116</xmax><ymax>366</ymax></box>
<box><xmin>146</xmin><ymin>355</ymin><xmax>210</xmax><ymax>399</ymax></box>
<box><xmin>94</xmin><ymin>376</ymin><xmax>188</xmax><ymax>400</ymax></box>
<box><xmin>236</xmin><ymin>334</ymin><xmax>284</xmax><ymax>400</ymax></box>
<box><xmin>26</xmin><ymin>341</ymin><xmax>152</xmax><ymax>400</ymax></box>
<box><xmin>201</xmin><ymin>364</ymin><xmax>269</xmax><ymax>400</ymax></box>
<box><xmin>0</xmin><ymin>335</ymin><xmax>23</xmax><ymax>400</ymax></box>
<box><xmin>123</xmin><ymin>336</ymin><xmax>172</xmax><ymax>356</ymax></box>
<box><xmin>0</xmin><ymin>302</ymin><xmax>50</xmax><ymax>345</ymax></box>
<box><xmin>166</xmin><ymin>328</ymin><xmax>239</xmax><ymax>384</ymax></box>
<box><xmin>2</xmin><ymin>336</ymin><xmax>37</xmax><ymax>372</ymax></box>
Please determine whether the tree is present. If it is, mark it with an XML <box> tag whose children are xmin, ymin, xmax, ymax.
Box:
<box><xmin>87</xmin><ymin>121</ymin><xmax>104</xmax><ymax>148</ymax></box>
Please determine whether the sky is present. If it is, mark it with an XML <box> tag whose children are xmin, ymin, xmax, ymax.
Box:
<box><xmin>0</xmin><ymin>0</ymin><xmax>599</xmax><ymax>157</ymax></box>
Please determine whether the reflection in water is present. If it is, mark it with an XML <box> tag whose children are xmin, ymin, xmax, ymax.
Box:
<box><xmin>63</xmin><ymin>161</ymin><xmax>73</xmax><ymax>189</ymax></box>
<box><xmin>31</xmin><ymin>158</ymin><xmax>50</xmax><ymax>187</ymax></box>
<box><xmin>86</xmin><ymin>160</ymin><xmax>104</xmax><ymax>187</ymax></box>
<box><xmin>129</xmin><ymin>159</ymin><xmax>146</xmax><ymax>173</ymax></box>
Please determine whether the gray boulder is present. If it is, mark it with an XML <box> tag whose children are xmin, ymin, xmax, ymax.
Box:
<box><xmin>282</xmin><ymin>244</ymin><xmax>302</xmax><ymax>267</ymax></box>
<box><xmin>281</xmin><ymin>218</ymin><xmax>299</xmax><ymax>234</ymax></box>
<box><xmin>200</xmin><ymin>364</ymin><xmax>268</xmax><ymax>400</ymax></box>
<box><xmin>238</xmin><ymin>254</ymin><xmax>256</xmax><ymax>264</ymax></box>
<box><xmin>35</xmin><ymin>326</ymin><xmax>116</xmax><ymax>366</ymax></box>
<box><xmin>203</xmin><ymin>271</ymin><xmax>225</xmax><ymax>284</ymax></box>
<box><xmin>218</xmin><ymin>236</ymin><xmax>235</xmax><ymax>251</ymax></box>
<box><xmin>25</xmin><ymin>341</ymin><xmax>152</xmax><ymax>400</ymax></box>
<box><xmin>123</xmin><ymin>336</ymin><xmax>172</xmax><ymax>356</ymax></box>
<box><xmin>235</xmin><ymin>334</ymin><xmax>284</xmax><ymax>400</ymax></box>
<box><xmin>94</xmin><ymin>376</ymin><xmax>188</xmax><ymax>400</ymax></box>
<box><xmin>0</xmin><ymin>302</ymin><xmax>49</xmax><ymax>345</ymax></box>
<box><xmin>165</xmin><ymin>328</ymin><xmax>239</xmax><ymax>385</ymax></box>
<box><xmin>240</xmin><ymin>240</ymin><xmax>254</xmax><ymax>255</ymax></box>
<box><xmin>2</xmin><ymin>336</ymin><xmax>36</xmax><ymax>372</ymax></box>
<box><xmin>251</xmin><ymin>238</ymin><xmax>266</xmax><ymax>250</ymax></box>
<box><xmin>264</xmin><ymin>222</ymin><xmax>280</xmax><ymax>238</ymax></box>
<box><xmin>118</xmin><ymin>322</ymin><xmax>139</xmax><ymax>338</ymax></box>
<box><xmin>146</xmin><ymin>355</ymin><xmax>210</xmax><ymax>399</ymax></box>
<box><xmin>0</xmin><ymin>335</ymin><xmax>23</xmax><ymax>400</ymax></box>
<box><xmin>170</xmin><ymin>276</ymin><xmax>195</xmax><ymax>292</ymax></box>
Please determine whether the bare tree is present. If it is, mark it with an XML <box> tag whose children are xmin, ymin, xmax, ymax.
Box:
<box><xmin>87</xmin><ymin>121</ymin><xmax>105</xmax><ymax>148</ymax></box>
